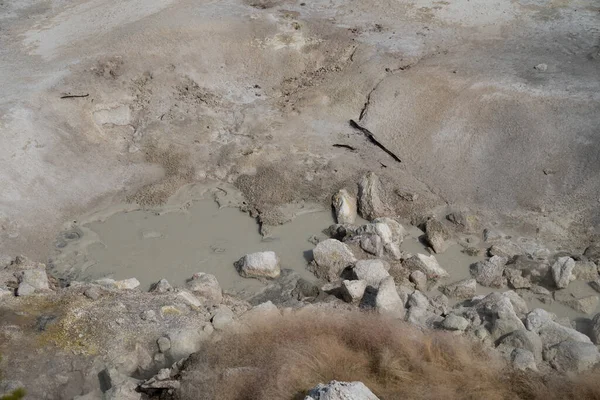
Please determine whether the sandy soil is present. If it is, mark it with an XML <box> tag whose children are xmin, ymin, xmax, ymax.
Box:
<box><xmin>1</xmin><ymin>0</ymin><xmax>599</xmax><ymax>262</ymax></box>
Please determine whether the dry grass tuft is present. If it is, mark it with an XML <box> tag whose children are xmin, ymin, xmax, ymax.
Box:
<box><xmin>176</xmin><ymin>310</ymin><xmax>600</xmax><ymax>400</ymax></box>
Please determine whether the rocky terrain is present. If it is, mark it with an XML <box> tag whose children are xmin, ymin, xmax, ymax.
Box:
<box><xmin>1</xmin><ymin>0</ymin><xmax>599</xmax><ymax>398</ymax></box>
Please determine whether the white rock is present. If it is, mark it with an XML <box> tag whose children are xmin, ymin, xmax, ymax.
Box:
<box><xmin>352</xmin><ymin>259</ymin><xmax>390</xmax><ymax>288</ymax></box>
<box><xmin>511</xmin><ymin>348</ymin><xmax>537</xmax><ymax>371</ymax></box>
<box><xmin>341</xmin><ymin>280</ymin><xmax>367</xmax><ymax>303</ymax></box>
<box><xmin>114</xmin><ymin>278</ymin><xmax>140</xmax><ymax>290</ymax></box>
<box><xmin>403</xmin><ymin>254</ymin><xmax>448</xmax><ymax>279</ymax></box>
<box><xmin>176</xmin><ymin>290</ymin><xmax>203</xmax><ymax>308</ymax></box>
<box><xmin>440</xmin><ymin>279</ymin><xmax>476</xmax><ymax>299</ymax></box>
<box><xmin>441</xmin><ymin>314</ymin><xmax>469</xmax><ymax>331</ymax></box>
<box><xmin>168</xmin><ymin>328</ymin><xmax>205</xmax><ymax>360</ymax></box>
<box><xmin>186</xmin><ymin>273</ymin><xmax>222</xmax><ymax>304</ymax></box>
<box><xmin>551</xmin><ymin>257</ymin><xmax>575</xmax><ymax>289</ymax></box>
<box><xmin>16</xmin><ymin>282</ymin><xmax>35</xmax><ymax>296</ymax></box>
<box><xmin>312</xmin><ymin>239</ymin><xmax>356</xmax><ymax>281</ymax></box>
<box><xmin>534</xmin><ymin>63</ymin><xmax>548</xmax><ymax>72</ymax></box>
<box><xmin>544</xmin><ymin>341</ymin><xmax>600</xmax><ymax>373</ymax></box>
<box><xmin>425</xmin><ymin>218</ymin><xmax>449</xmax><ymax>254</ymax></box>
<box><xmin>157</xmin><ymin>337</ymin><xmax>171</xmax><ymax>353</ymax></box>
<box><xmin>409</xmin><ymin>270</ymin><xmax>427</xmax><ymax>291</ymax></box>
<box><xmin>358</xmin><ymin>172</ymin><xmax>386</xmax><ymax>220</ymax></box>
<box><xmin>359</xmin><ymin>234</ymin><xmax>383</xmax><ymax>257</ymax></box>
<box><xmin>149</xmin><ymin>279</ymin><xmax>173</xmax><ymax>293</ymax></box>
<box><xmin>17</xmin><ymin>268</ymin><xmax>49</xmax><ymax>290</ymax></box>
<box><xmin>332</xmin><ymin>189</ymin><xmax>357</xmax><ymax>224</ymax></box>
<box><xmin>470</xmin><ymin>256</ymin><xmax>507</xmax><ymax>288</ymax></box>
<box><xmin>235</xmin><ymin>251</ymin><xmax>281</xmax><ymax>279</ymax></box>
<box><xmin>306</xmin><ymin>380</ymin><xmax>380</xmax><ymax>400</ymax></box>
<box><xmin>212</xmin><ymin>306</ymin><xmax>235</xmax><ymax>331</ymax></box>
<box><xmin>375</xmin><ymin>276</ymin><xmax>405</xmax><ymax>319</ymax></box>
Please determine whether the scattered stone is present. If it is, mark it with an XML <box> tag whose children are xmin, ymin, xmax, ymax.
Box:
<box><xmin>242</xmin><ymin>301</ymin><xmax>280</xmax><ymax>320</ymax></box>
<box><xmin>332</xmin><ymin>189</ymin><xmax>357</xmax><ymax>224</ymax></box>
<box><xmin>504</xmin><ymin>268</ymin><xmax>531</xmax><ymax>289</ymax></box>
<box><xmin>551</xmin><ymin>257</ymin><xmax>575</xmax><ymax>289</ymax></box>
<box><xmin>140</xmin><ymin>310</ymin><xmax>158</xmax><ymax>322</ymax></box>
<box><xmin>306</xmin><ymin>380</ymin><xmax>380</xmax><ymax>400</ymax></box>
<box><xmin>573</xmin><ymin>260</ymin><xmax>598</xmax><ymax>281</ymax></box>
<box><xmin>544</xmin><ymin>341</ymin><xmax>600</xmax><ymax>373</ymax></box>
<box><xmin>511</xmin><ymin>348</ymin><xmax>537</xmax><ymax>371</ymax></box>
<box><xmin>440</xmin><ymin>278</ymin><xmax>476</xmax><ymax>299</ymax></box>
<box><xmin>115</xmin><ymin>278</ymin><xmax>140</xmax><ymax>290</ymax></box>
<box><xmin>16</xmin><ymin>268</ymin><xmax>50</xmax><ymax>291</ymax></box>
<box><xmin>403</xmin><ymin>254</ymin><xmax>448</xmax><ymax>279</ymax></box>
<box><xmin>508</xmin><ymin>256</ymin><xmax>549</xmax><ymax>284</ymax></box>
<box><xmin>186</xmin><ymin>272</ymin><xmax>222</xmax><ymax>304</ymax></box>
<box><xmin>157</xmin><ymin>337</ymin><xmax>171</xmax><ymax>353</ymax></box>
<box><xmin>375</xmin><ymin>276</ymin><xmax>405</xmax><ymax>319</ymax></box>
<box><xmin>409</xmin><ymin>270</ymin><xmax>427</xmax><ymax>291</ymax></box>
<box><xmin>372</xmin><ymin>217</ymin><xmax>407</xmax><ymax>243</ymax></box>
<box><xmin>590</xmin><ymin>279</ymin><xmax>600</xmax><ymax>293</ymax></box>
<box><xmin>395</xmin><ymin>189</ymin><xmax>418</xmax><ymax>202</ymax></box>
<box><xmin>446</xmin><ymin>211</ymin><xmax>477</xmax><ymax>232</ymax></box>
<box><xmin>534</xmin><ymin>63</ymin><xmax>548</xmax><ymax>72</ymax></box>
<box><xmin>470</xmin><ymin>256</ymin><xmax>507</xmax><ymax>288</ymax></box>
<box><xmin>341</xmin><ymin>280</ymin><xmax>367</xmax><ymax>303</ymax></box>
<box><xmin>499</xmin><ymin>329</ymin><xmax>543</xmax><ymax>362</ymax></box>
<box><xmin>212</xmin><ymin>306</ymin><xmax>235</xmax><ymax>331</ymax></box>
<box><xmin>16</xmin><ymin>282</ymin><xmax>36</xmax><ymax>296</ymax></box>
<box><xmin>525</xmin><ymin>308</ymin><xmax>591</xmax><ymax>347</ymax></box>
<box><xmin>483</xmin><ymin>228</ymin><xmax>503</xmax><ymax>242</ymax></box>
<box><xmin>311</xmin><ymin>239</ymin><xmax>356</xmax><ymax>281</ymax></box>
<box><xmin>406</xmin><ymin>306</ymin><xmax>443</xmax><ymax>329</ymax></box>
<box><xmin>428</xmin><ymin>293</ymin><xmax>449</xmax><ymax>315</ymax></box>
<box><xmin>407</xmin><ymin>290</ymin><xmax>430</xmax><ymax>309</ymax></box>
<box><xmin>168</xmin><ymin>328</ymin><xmax>205</xmax><ymax>360</ymax></box>
<box><xmin>561</xmin><ymin>294</ymin><xmax>599</xmax><ymax>314</ymax></box>
<box><xmin>503</xmin><ymin>290</ymin><xmax>529</xmax><ymax>318</ymax></box>
<box><xmin>441</xmin><ymin>314</ymin><xmax>469</xmax><ymax>331</ymax></box>
<box><xmin>176</xmin><ymin>290</ymin><xmax>203</xmax><ymax>308</ymax></box>
<box><xmin>425</xmin><ymin>218</ymin><xmax>450</xmax><ymax>253</ymax></box>
<box><xmin>84</xmin><ymin>286</ymin><xmax>103</xmax><ymax>300</ymax></box>
<box><xmin>235</xmin><ymin>251</ymin><xmax>281</xmax><ymax>279</ymax></box>
<box><xmin>0</xmin><ymin>287</ymin><xmax>12</xmax><ymax>297</ymax></box>
<box><xmin>150</xmin><ymin>279</ymin><xmax>173</xmax><ymax>293</ymax></box>
<box><xmin>352</xmin><ymin>259</ymin><xmax>390</xmax><ymax>288</ymax></box>
<box><xmin>357</xmin><ymin>172</ymin><xmax>386</xmax><ymax>220</ymax></box>
<box><xmin>161</xmin><ymin>305</ymin><xmax>185</xmax><ymax>317</ymax></box>
<box><xmin>462</xmin><ymin>246</ymin><xmax>482</xmax><ymax>256</ymax></box>
<box><xmin>489</xmin><ymin>241</ymin><xmax>521</xmax><ymax>259</ymax></box>
<box><xmin>473</xmin><ymin>292</ymin><xmax>525</xmax><ymax>340</ymax></box>
<box><xmin>530</xmin><ymin>285</ymin><xmax>551</xmax><ymax>296</ymax></box>
<box><xmin>359</xmin><ymin>234</ymin><xmax>383</xmax><ymax>257</ymax></box>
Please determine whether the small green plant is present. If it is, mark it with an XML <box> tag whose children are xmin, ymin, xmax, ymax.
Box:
<box><xmin>1</xmin><ymin>388</ymin><xmax>26</xmax><ymax>400</ymax></box>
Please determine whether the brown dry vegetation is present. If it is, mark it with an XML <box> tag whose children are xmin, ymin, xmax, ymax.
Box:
<box><xmin>177</xmin><ymin>310</ymin><xmax>600</xmax><ymax>400</ymax></box>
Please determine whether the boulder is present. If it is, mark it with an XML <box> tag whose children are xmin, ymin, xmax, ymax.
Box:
<box><xmin>357</xmin><ymin>172</ymin><xmax>386</xmax><ymax>220</ymax></box>
<box><xmin>551</xmin><ymin>257</ymin><xmax>575</xmax><ymax>289</ymax></box>
<box><xmin>332</xmin><ymin>189</ymin><xmax>357</xmax><ymax>224</ymax></box>
<box><xmin>235</xmin><ymin>251</ymin><xmax>281</xmax><ymax>279</ymax></box>
<box><xmin>511</xmin><ymin>348</ymin><xmax>537</xmax><ymax>371</ymax></box>
<box><xmin>16</xmin><ymin>282</ymin><xmax>35</xmax><ymax>296</ymax></box>
<box><xmin>590</xmin><ymin>312</ymin><xmax>600</xmax><ymax>344</ymax></box>
<box><xmin>440</xmin><ymin>278</ymin><xmax>477</xmax><ymax>299</ymax></box>
<box><xmin>507</xmin><ymin>256</ymin><xmax>550</xmax><ymax>284</ymax></box>
<box><xmin>544</xmin><ymin>341</ymin><xmax>600</xmax><ymax>373</ymax></box>
<box><xmin>114</xmin><ymin>278</ymin><xmax>140</xmax><ymax>290</ymax></box>
<box><xmin>573</xmin><ymin>260</ymin><xmax>598</xmax><ymax>281</ymax></box>
<box><xmin>473</xmin><ymin>292</ymin><xmax>525</xmax><ymax>340</ymax></box>
<box><xmin>446</xmin><ymin>211</ymin><xmax>477</xmax><ymax>233</ymax></box>
<box><xmin>176</xmin><ymin>290</ymin><xmax>203</xmax><ymax>308</ymax></box>
<box><xmin>502</xmin><ymin>290</ymin><xmax>529</xmax><ymax>318</ymax></box>
<box><xmin>157</xmin><ymin>337</ymin><xmax>171</xmax><ymax>353</ymax></box>
<box><xmin>16</xmin><ymin>268</ymin><xmax>49</xmax><ymax>291</ymax></box>
<box><xmin>561</xmin><ymin>294</ymin><xmax>599</xmax><ymax>315</ymax></box>
<box><xmin>186</xmin><ymin>273</ymin><xmax>222</xmax><ymax>304</ymax></box>
<box><xmin>168</xmin><ymin>328</ymin><xmax>205</xmax><ymax>360</ymax></box>
<box><xmin>341</xmin><ymin>280</ymin><xmax>367</xmax><ymax>304</ymax></box>
<box><xmin>375</xmin><ymin>276</ymin><xmax>405</xmax><ymax>319</ymax></box>
<box><xmin>312</xmin><ymin>240</ymin><xmax>356</xmax><ymax>281</ymax></box>
<box><xmin>525</xmin><ymin>309</ymin><xmax>591</xmax><ymax>347</ymax></box>
<box><xmin>407</xmin><ymin>290</ymin><xmax>430</xmax><ymax>310</ymax></box>
<box><xmin>504</xmin><ymin>268</ymin><xmax>531</xmax><ymax>289</ymax></box>
<box><xmin>470</xmin><ymin>256</ymin><xmax>507</xmax><ymax>288</ymax></box>
<box><xmin>441</xmin><ymin>314</ymin><xmax>470</xmax><ymax>331</ymax></box>
<box><xmin>425</xmin><ymin>218</ymin><xmax>450</xmax><ymax>254</ymax></box>
<box><xmin>212</xmin><ymin>307</ymin><xmax>235</xmax><ymax>331</ymax></box>
<box><xmin>406</xmin><ymin>306</ymin><xmax>443</xmax><ymax>329</ymax></box>
<box><xmin>590</xmin><ymin>279</ymin><xmax>600</xmax><ymax>293</ymax></box>
<box><xmin>149</xmin><ymin>279</ymin><xmax>173</xmax><ymax>293</ymax></box>
<box><xmin>372</xmin><ymin>217</ymin><xmax>407</xmax><ymax>244</ymax></box>
<box><xmin>489</xmin><ymin>241</ymin><xmax>521</xmax><ymax>259</ymax></box>
<box><xmin>409</xmin><ymin>270</ymin><xmax>427</xmax><ymax>291</ymax></box>
<box><xmin>305</xmin><ymin>380</ymin><xmax>380</xmax><ymax>400</ymax></box>
<box><xmin>499</xmin><ymin>329</ymin><xmax>543</xmax><ymax>361</ymax></box>
<box><xmin>352</xmin><ymin>259</ymin><xmax>390</xmax><ymax>288</ymax></box>
<box><xmin>359</xmin><ymin>234</ymin><xmax>383</xmax><ymax>257</ymax></box>
<box><xmin>403</xmin><ymin>254</ymin><xmax>448</xmax><ymax>279</ymax></box>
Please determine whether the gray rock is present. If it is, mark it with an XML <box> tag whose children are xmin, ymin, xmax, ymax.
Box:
<box><xmin>407</xmin><ymin>290</ymin><xmax>430</xmax><ymax>310</ymax></box>
<box><xmin>507</xmin><ymin>256</ymin><xmax>550</xmax><ymax>284</ymax></box>
<box><xmin>140</xmin><ymin>310</ymin><xmax>158</xmax><ymax>322</ymax></box>
<box><xmin>235</xmin><ymin>251</ymin><xmax>281</xmax><ymax>279</ymax></box>
<box><xmin>403</xmin><ymin>254</ymin><xmax>448</xmax><ymax>279</ymax></box>
<box><xmin>441</xmin><ymin>314</ymin><xmax>470</xmax><ymax>331</ymax></box>
<box><xmin>446</xmin><ymin>211</ymin><xmax>477</xmax><ymax>233</ymax></box>
<box><xmin>359</xmin><ymin>234</ymin><xmax>383</xmax><ymax>257</ymax></box>
<box><xmin>332</xmin><ymin>189</ymin><xmax>357</xmax><ymax>224</ymax></box>
<box><xmin>352</xmin><ymin>259</ymin><xmax>390</xmax><ymax>288</ymax></box>
<box><xmin>372</xmin><ymin>217</ymin><xmax>406</xmax><ymax>244</ymax></box>
<box><xmin>425</xmin><ymin>218</ymin><xmax>450</xmax><ymax>254</ymax></box>
<box><xmin>573</xmin><ymin>260</ymin><xmax>598</xmax><ymax>281</ymax></box>
<box><xmin>502</xmin><ymin>290</ymin><xmax>529</xmax><ymax>318</ymax></box>
<box><xmin>104</xmin><ymin>380</ymin><xmax>141</xmax><ymax>400</ymax></box>
<box><xmin>428</xmin><ymin>293</ymin><xmax>449</xmax><ymax>315</ymax></box>
<box><xmin>212</xmin><ymin>306</ymin><xmax>235</xmax><ymax>331</ymax></box>
<box><xmin>17</xmin><ymin>267</ymin><xmax>50</xmax><ymax>290</ymax></box>
<box><xmin>0</xmin><ymin>287</ymin><xmax>12</xmax><ymax>298</ymax></box>
<box><xmin>168</xmin><ymin>328</ymin><xmax>205</xmax><ymax>360</ymax></box>
<box><xmin>176</xmin><ymin>290</ymin><xmax>203</xmax><ymax>308</ymax></box>
<box><xmin>590</xmin><ymin>279</ymin><xmax>600</xmax><ymax>293</ymax></box>
<box><xmin>312</xmin><ymin>239</ymin><xmax>356</xmax><ymax>281</ymax></box>
<box><xmin>560</xmin><ymin>294</ymin><xmax>599</xmax><ymax>314</ymax></box>
<box><xmin>357</xmin><ymin>172</ymin><xmax>386</xmax><ymax>220</ymax></box>
<box><xmin>157</xmin><ymin>337</ymin><xmax>171</xmax><ymax>353</ymax></box>
<box><xmin>584</xmin><ymin>243</ymin><xmax>600</xmax><ymax>264</ymax></box>
<box><xmin>341</xmin><ymin>280</ymin><xmax>367</xmax><ymax>303</ymax></box>
<box><xmin>149</xmin><ymin>279</ymin><xmax>173</xmax><ymax>293</ymax></box>
<box><xmin>504</xmin><ymin>268</ymin><xmax>531</xmax><ymax>289</ymax></box>
<box><xmin>406</xmin><ymin>306</ymin><xmax>443</xmax><ymax>329</ymax></box>
<box><xmin>483</xmin><ymin>228</ymin><xmax>504</xmax><ymax>242</ymax></box>
<box><xmin>186</xmin><ymin>272</ymin><xmax>222</xmax><ymax>304</ymax></box>
<box><xmin>551</xmin><ymin>256</ymin><xmax>575</xmax><ymax>289</ymax></box>
<box><xmin>474</xmin><ymin>292</ymin><xmax>525</xmax><ymax>340</ymax></box>
<box><xmin>499</xmin><ymin>329</ymin><xmax>543</xmax><ymax>361</ymax></box>
<box><xmin>511</xmin><ymin>348</ymin><xmax>537</xmax><ymax>371</ymax></box>
<box><xmin>84</xmin><ymin>286</ymin><xmax>103</xmax><ymax>300</ymax></box>
<box><xmin>306</xmin><ymin>380</ymin><xmax>379</xmax><ymax>400</ymax></box>
<box><xmin>525</xmin><ymin>308</ymin><xmax>591</xmax><ymax>347</ymax></box>
<box><xmin>114</xmin><ymin>278</ymin><xmax>140</xmax><ymax>290</ymax></box>
<box><xmin>534</xmin><ymin>63</ymin><xmax>548</xmax><ymax>72</ymax></box>
<box><xmin>440</xmin><ymin>278</ymin><xmax>476</xmax><ymax>299</ymax></box>
<box><xmin>375</xmin><ymin>276</ymin><xmax>405</xmax><ymax>319</ymax></box>
<box><xmin>489</xmin><ymin>241</ymin><xmax>521</xmax><ymax>259</ymax></box>
<box><xmin>16</xmin><ymin>282</ymin><xmax>35</xmax><ymax>296</ymax></box>
<box><xmin>544</xmin><ymin>341</ymin><xmax>600</xmax><ymax>373</ymax></box>
<box><xmin>470</xmin><ymin>256</ymin><xmax>507</xmax><ymax>288</ymax></box>
<box><xmin>74</xmin><ymin>390</ymin><xmax>103</xmax><ymax>400</ymax></box>
<box><xmin>409</xmin><ymin>270</ymin><xmax>427</xmax><ymax>291</ymax></box>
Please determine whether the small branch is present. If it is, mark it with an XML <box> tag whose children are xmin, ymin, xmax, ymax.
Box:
<box><xmin>349</xmin><ymin>119</ymin><xmax>401</xmax><ymax>163</ymax></box>
<box><xmin>332</xmin><ymin>144</ymin><xmax>357</xmax><ymax>151</ymax></box>
<box><xmin>60</xmin><ymin>93</ymin><xmax>89</xmax><ymax>99</ymax></box>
